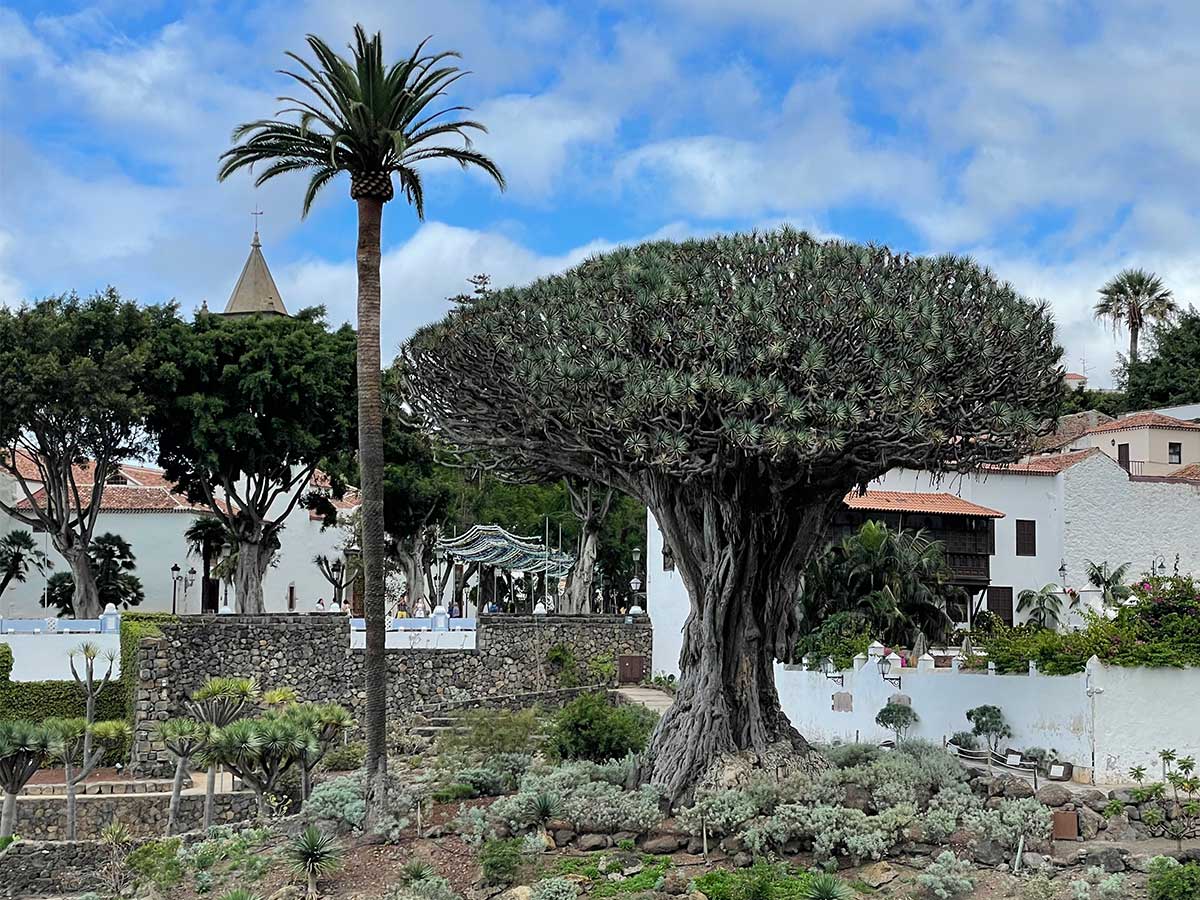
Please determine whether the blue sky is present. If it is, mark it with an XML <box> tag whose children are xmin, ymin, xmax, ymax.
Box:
<box><xmin>4</xmin><ymin>1</ymin><xmax>1200</xmax><ymax>385</ymax></box>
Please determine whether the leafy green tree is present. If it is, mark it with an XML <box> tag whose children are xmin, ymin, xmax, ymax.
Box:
<box><xmin>966</xmin><ymin>704</ymin><xmax>1012</xmax><ymax>754</ymax></box>
<box><xmin>1059</xmin><ymin>385</ymin><xmax>1129</xmax><ymax>418</ymax></box>
<box><xmin>1084</xmin><ymin>560</ymin><xmax>1133</xmax><ymax>609</ymax></box>
<box><xmin>400</xmin><ymin>229</ymin><xmax>1062</xmax><ymax>802</ymax></box>
<box><xmin>1016</xmin><ymin>582</ymin><xmax>1068</xmax><ymax>630</ymax></box>
<box><xmin>1094</xmin><ymin>268</ymin><xmax>1177</xmax><ymax>365</ymax></box>
<box><xmin>1125</xmin><ymin>310</ymin><xmax>1200</xmax><ymax>408</ymax></box>
<box><xmin>0</xmin><ymin>530</ymin><xmax>50</xmax><ymax>600</ymax></box>
<box><xmin>39</xmin><ymin>535</ymin><xmax>145</xmax><ymax>616</ymax></box>
<box><xmin>0</xmin><ymin>290</ymin><xmax>175</xmax><ymax>617</ymax></box>
<box><xmin>148</xmin><ymin>308</ymin><xmax>356</xmax><ymax>613</ymax></box>
<box><xmin>875</xmin><ymin>702</ymin><xmax>919</xmax><ymax>742</ymax></box>
<box><xmin>800</xmin><ymin>520</ymin><xmax>962</xmax><ymax>647</ymax></box>
<box><xmin>218</xmin><ymin>25</ymin><xmax>505</xmax><ymax>809</ymax></box>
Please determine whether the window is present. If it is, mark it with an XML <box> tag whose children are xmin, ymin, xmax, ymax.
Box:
<box><xmin>986</xmin><ymin>586</ymin><xmax>1014</xmax><ymax>627</ymax></box>
<box><xmin>287</xmin><ymin>583</ymin><xmax>296</xmax><ymax>612</ymax></box>
<box><xmin>1015</xmin><ymin>519</ymin><xmax>1036</xmax><ymax>557</ymax></box>
<box><xmin>1170</xmin><ymin>442</ymin><xmax>1182</xmax><ymax>465</ymax></box>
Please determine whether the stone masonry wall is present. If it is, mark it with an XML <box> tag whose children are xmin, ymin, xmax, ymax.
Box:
<box><xmin>14</xmin><ymin>790</ymin><xmax>257</xmax><ymax>840</ymax></box>
<box><xmin>1</xmin><ymin>839</ymin><xmax>106</xmax><ymax>898</ymax></box>
<box><xmin>132</xmin><ymin>614</ymin><xmax>651</xmax><ymax>774</ymax></box>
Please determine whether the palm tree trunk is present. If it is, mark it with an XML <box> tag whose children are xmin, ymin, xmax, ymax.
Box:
<box><xmin>1129</xmin><ymin>324</ymin><xmax>1139</xmax><ymax>365</ymax></box>
<box><xmin>356</xmin><ymin>196</ymin><xmax>390</xmax><ymax>824</ymax></box>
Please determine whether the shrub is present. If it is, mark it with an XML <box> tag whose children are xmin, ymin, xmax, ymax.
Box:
<box><xmin>547</xmin><ymin>693</ymin><xmax>657</xmax><ymax>762</ymax></box>
<box><xmin>1110</xmin><ymin>753</ymin><xmax>1200</xmax><ymax>851</ymax></box>
<box><xmin>385</xmin><ymin>873</ymin><xmax>459</xmax><ymax>900</ymax></box>
<box><xmin>125</xmin><ymin>838</ymin><xmax>184</xmax><ymax>889</ymax></box>
<box><xmin>677</xmin><ymin>787</ymin><xmax>769</xmax><ymax>837</ymax></box>
<box><xmin>693</xmin><ymin>861</ymin><xmax>813</xmax><ymax>900</ymax></box>
<box><xmin>561</xmin><ymin>781</ymin><xmax>664</xmax><ymax>834</ymax></box>
<box><xmin>432</xmin><ymin>783</ymin><xmax>475</xmax><ymax>803</ymax></box>
<box><xmin>965</xmin><ymin>705</ymin><xmax>1011</xmax><ymax>753</ymax></box>
<box><xmin>319</xmin><ymin>741</ymin><xmax>365</xmax><ymax>772</ymax></box>
<box><xmin>1149</xmin><ymin>861</ymin><xmax>1200</xmax><ymax>900</ymax></box>
<box><xmin>303</xmin><ymin>774</ymin><xmax>365</xmax><ymax>830</ymax></box>
<box><xmin>948</xmin><ymin>731</ymin><xmax>977</xmax><ymax>751</ymax></box>
<box><xmin>436</xmin><ymin>707</ymin><xmax>544</xmax><ymax>757</ymax></box>
<box><xmin>480</xmin><ymin>838</ymin><xmax>523</xmax><ymax>886</ymax></box>
<box><xmin>531</xmin><ymin>877</ymin><xmax>579</xmax><ymax>900</ymax></box>
<box><xmin>1020</xmin><ymin>874</ymin><xmax>1056</xmax><ymax>900</ymax></box>
<box><xmin>1096</xmin><ymin>874</ymin><xmax>1125</xmax><ymax>900</ymax></box>
<box><xmin>963</xmin><ymin>797</ymin><xmax>1051</xmax><ymax>850</ymax></box>
<box><xmin>823</xmin><ymin>742</ymin><xmax>883</xmax><ymax>769</ymax></box>
<box><xmin>917</xmin><ymin>851</ymin><xmax>974</xmax><ymax>898</ymax></box>
<box><xmin>875</xmin><ymin>702</ymin><xmax>919</xmax><ymax>741</ymax></box>
<box><xmin>739</xmin><ymin>801</ymin><xmax>915</xmax><ymax>862</ymax></box>
<box><xmin>795</xmin><ymin>612</ymin><xmax>872</xmax><ymax>670</ymax></box>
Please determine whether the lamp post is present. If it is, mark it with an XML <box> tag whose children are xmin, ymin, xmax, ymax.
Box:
<box><xmin>331</xmin><ymin>558</ymin><xmax>345</xmax><ymax>606</ymax></box>
<box><xmin>822</xmin><ymin>657</ymin><xmax>844</xmax><ymax>687</ymax></box>
<box><xmin>1152</xmin><ymin>554</ymin><xmax>1167</xmax><ymax>578</ymax></box>
<box><xmin>877</xmin><ymin>654</ymin><xmax>901</xmax><ymax>689</ymax></box>
<box><xmin>170</xmin><ymin>563</ymin><xmax>182</xmax><ymax>615</ymax></box>
<box><xmin>1058</xmin><ymin>560</ymin><xmax>1067</xmax><ymax>588</ymax></box>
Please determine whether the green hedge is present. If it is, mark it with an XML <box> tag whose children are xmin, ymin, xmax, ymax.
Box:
<box><xmin>118</xmin><ymin>612</ymin><xmax>177</xmax><ymax>718</ymax></box>
<box><xmin>0</xmin><ymin>643</ymin><xmax>12</xmax><ymax>681</ymax></box>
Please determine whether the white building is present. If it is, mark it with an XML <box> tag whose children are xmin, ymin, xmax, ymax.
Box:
<box><xmin>649</xmin><ymin>448</ymin><xmax>1200</xmax><ymax>676</ymax></box>
<box><xmin>1063</xmin><ymin>411</ymin><xmax>1200</xmax><ymax>476</ymax></box>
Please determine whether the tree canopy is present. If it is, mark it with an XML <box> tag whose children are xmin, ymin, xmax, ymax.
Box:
<box><xmin>1125</xmin><ymin>310</ymin><xmax>1200</xmax><ymax>409</ymax></box>
<box><xmin>401</xmin><ymin>229</ymin><xmax>1064</xmax><ymax>803</ymax></box>
<box><xmin>148</xmin><ymin>307</ymin><xmax>357</xmax><ymax>612</ymax></box>
<box><xmin>0</xmin><ymin>289</ymin><xmax>174</xmax><ymax>617</ymax></box>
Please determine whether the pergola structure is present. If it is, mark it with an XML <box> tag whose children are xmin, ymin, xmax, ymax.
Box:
<box><xmin>436</xmin><ymin>524</ymin><xmax>575</xmax><ymax>612</ymax></box>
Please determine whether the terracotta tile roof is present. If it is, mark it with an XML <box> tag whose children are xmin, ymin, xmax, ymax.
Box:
<box><xmin>307</xmin><ymin>469</ymin><xmax>361</xmax><ymax>516</ymax></box>
<box><xmin>13</xmin><ymin>461</ymin><xmax>211</xmax><ymax>513</ymax></box>
<box><xmin>1086</xmin><ymin>411</ymin><xmax>1200</xmax><ymax>435</ymax></box>
<box><xmin>1</xmin><ymin>449</ymin><xmax>44</xmax><ymax>483</ymax></box>
<box><xmin>983</xmin><ymin>448</ymin><xmax>1101</xmax><ymax>475</ymax></box>
<box><xmin>844</xmin><ymin>491</ymin><xmax>1004</xmax><ymax>518</ymax></box>
<box><xmin>1168</xmin><ymin>463</ymin><xmax>1200</xmax><ymax>481</ymax></box>
<box><xmin>1064</xmin><ymin>372</ymin><xmax>1087</xmax><ymax>380</ymax></box>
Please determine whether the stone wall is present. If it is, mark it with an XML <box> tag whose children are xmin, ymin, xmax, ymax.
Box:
<box><xmin>133</xmin><ymin>613</ymin><xmax>651</xmax><ymax>773</ymax></box>
<box><xmin>14</xmin><ymin>790</ymin><xmax>257</xmax><ymax>840</ymax></box>
<box><xmin>0</xmin><ymin>839</ymin><xmax>106</xmax><ymax>898</ymax></box>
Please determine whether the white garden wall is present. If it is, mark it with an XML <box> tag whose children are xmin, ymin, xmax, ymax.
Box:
<box><xmin>0</xmin><ymin>632</ymin><xmax>122</xmax><ymax>681</ymax></box>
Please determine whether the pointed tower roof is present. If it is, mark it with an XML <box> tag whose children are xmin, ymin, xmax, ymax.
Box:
<box><xmin>222</xmin><ymin>230</ymin><xmax>289</xmax><ymax>317</ymax></box>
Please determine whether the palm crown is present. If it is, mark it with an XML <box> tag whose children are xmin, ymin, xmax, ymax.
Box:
<box><xmin>217</xmin><ymin>26</ymin><xmax>505</xmax><ymax>214</ymax></box>
<box><xmin>1094</xmin><ymin>268</ymin><xmax>1177</xmax><ymax>362</ymax></box>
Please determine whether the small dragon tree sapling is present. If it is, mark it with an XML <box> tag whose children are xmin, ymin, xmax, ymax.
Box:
<box><xmin>875</xmin><ymin>702</ymin><xmax>919</xmax><ymax>742</ymax></box>
<box><xmin>210</xmin><ymin>713</ymin><xmax>315</xmax><ymax>817</ymax></box>
<box><xmin>287</xmin><ymin>824</ymin><xmax>342</xmax><ymax>900</ymax></box>
<box><xmin>157</xmin><ymin>718</ymin><xmax>208</xmax><ymax>835</ymax></box>
<box><xmin>186</xmin><ymin>676</ymin><xmax>259</xmax><ymax>828</ymax></box>
<box><xmin>966</xmin><ymin>705</ymin><xmax>1012</xmax><ymax>755</ymax></box>
<box><xmin>69</xmin><ymin>640</ymin><xmax>116</xmax><ymax>738</ymax></box>
<box><xmin>1107</xmin><ymin>753</ymin><xmax>1200</xmax><ymax>851</ymax></box>
<box><xmin>43</xmin><ymin>717</ymin><xmax>131</xmax><ymax>840</ymax></box>
<box><xmin>0</xmin><ymin>721</ymin><xmax>51</xmax><ymax>838</ymax></box>
<box><xmin>286</xmin><ymin>702</ymin><xmax>355</xmax><ymax>801</ymax></box>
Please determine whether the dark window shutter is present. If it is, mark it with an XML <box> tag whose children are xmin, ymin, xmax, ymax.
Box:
<box><xmin>987</xmin><ymin>586</ymin><xmax>1015</xmax><ymax>626</ymax></box>
<box><xmin>1015</xmin><ymin>520</ymin><xmax>1036</xmax><ymax>557</ymax></box>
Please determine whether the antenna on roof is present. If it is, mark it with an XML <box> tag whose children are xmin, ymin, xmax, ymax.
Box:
<box><xmin>251</xmin><ymin>206</ymin><xmax>264</xmax><ymax>245</ymax></box>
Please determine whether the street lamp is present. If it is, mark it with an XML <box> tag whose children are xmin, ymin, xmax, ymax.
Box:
<box><xmin>1152</xmin><ymin>554</ymin><xmax>1167</xmax><ymax>577</ymax></box>
<box><xmin>1058</xmin><ymin>560</ymin><xmax>1067</xmax><ymax>587</ymax></box>
<box><xmin>331</xmin><ymin>558</ymin><xmax>345</xmax><ymax>606</ymax></box>
<box><xmin>877</xmin><ymin>654</ymin><xmax>901</xmax><ymax>688</ymax></box>
<box><xmin>822</xmin><ymin>657</ymin><xmax>844</xmax><ymax>687</ymax></box>
<box><xmin>170</xmin><ymin>563</ymin><xmax>182</xmax><ymax>615</ymax></box>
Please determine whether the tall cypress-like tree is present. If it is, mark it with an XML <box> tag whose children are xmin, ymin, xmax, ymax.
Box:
<box><xmin>218</xmin><ymin>26</ymin><xmax>505</xmax><ymax>813</ymax></box>
<box><xmin>401</xmin><ymin>229</ymin><xmax>1063</xmax><ymax>804</ymax></box>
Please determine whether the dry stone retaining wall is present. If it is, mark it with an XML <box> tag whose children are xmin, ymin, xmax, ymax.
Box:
<box><xmin>13</xmin><ymin>790</ymin><xmax>257</xmax><ymax>840</ymax></box>
<box><xmin>132</xmin><ymin>613</ymin><xmax>651</xmax><ymax>774</ymax></box>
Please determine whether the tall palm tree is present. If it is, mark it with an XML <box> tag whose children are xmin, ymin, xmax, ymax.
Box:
<box><xmin>1094</xmin><ymin>269</ymin><xmax>1177</xmax><ymax>364</ymax></box>
<box><xmin>185</xmin><ymin>516</ymin><xmax>227</xmax><ymax>613</ymax></box>
<box><xmin>1084</xmin><ymin>559</ymin><xmax>1132</xmax><ymax>608</ymax></box>
<box><xmin>217</xmin><ymin>26</ymin><xmax>504</xmax><ymax>810</ymax></box>
<box><xmin>1016</xmin><ymin>582</ymin><xmax>1065</xmax><ymax>630</ymax></box>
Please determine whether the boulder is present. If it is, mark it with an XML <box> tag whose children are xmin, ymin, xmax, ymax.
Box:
<box><xmin>733</xmin><ymin>852</ymin><xmax>754</xmax><ymax>868</ymax></box>
<box><xmin>842</xmin><ymin>784</ymin><xmax>873</xmax><ymax>812</ymax></box>
<box><xmin>1003</xmin><ymin>778</ymin><xmax>1035</xmax><ymax>799</ymax></box>
<box><xmin>1078</xmin><ymin>806</ymin><xmax>1104</xmax><ymax>841</ymax></box>
<box><xmin>1035</xmin><ymin>784</ymin><xmax>1073</xmax><ymax>807</ymax></box>
<box><xmin>642</xmin><ymin>835</ymin><xmax>685</xmax><ymax>854</ymax></box>
<box><xmin>858</xmin><ymin>862</ymin><xmax>900</xmax><ymax>887</ymax></box>
<box><xmin>1100</xmin><ymin>813</ymin><xmax>1139</xmax><ymax>843</ymax></box>
<box><xmin>660</xmin><ymin>869</ymin><xmax>693</xmax><ymax>895</ymax></box>
<box><xmin>497</xmin><ymin>887</ymin><xmax>533</xmax><ymax>900</ymax></box>
<box><xmin>720</xmin><ymin>836</ymin><xmax>746</xmax><ymax>853</ymax></box>
<box><xmin>972</xmin><ymin>839</ymin><xmax>1007</xmax><ymax>866</ymax></box>
<box><xmin>1084</xmin><ymin>847</ymin><xmax>1126</xmax><ymax>872</ymax></box>
<box><xmin>553</xmin><ymin>829</ymin><xmax>576</xmax><ymax>848</ymax></box>
<box><xmin>1077</xmin><ymin>790</ymin><xmax>1109</xmax><ymax>813</ymax></box>
<box><xmin>685</xmin><ymin>837</ymin><xmax>705</xmax><ymax>855</ymax></box>
<box><xmin>577</xmin><ymin>834</ymin><xmax>611</xmax><ymax>851</ymax></box>
<box><xmin>1021</xmin><ymin>852</ymin><xmax>1051</xmax><ymax>872</ymax></box>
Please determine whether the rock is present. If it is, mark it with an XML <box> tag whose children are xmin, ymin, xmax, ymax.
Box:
<box><xmin>946</xmin><ymin>828</ymin><xmax>975</xmax><ymax>849</ymax></box>
<box><xmin>733</xmin><ymin>851</ymin><xmax>753</xmax><ymax>868</ymax></box>
<box><xmin>642</xmin><ymin>835</ymin><xmax>684</xmax><ymax>854</ymax></box>
<box><xmin>613</xmin><ymin>831</ymin><xmax>638</xmax><ymax>845</ymax></box>
<box><xmin>1078</xmin><ymin>789</ymin><xmax>1109</xmax><ymax>813</ymax></box>
<box><xmin>1078</xmin><ymin>806</ymin><xmax>1103</xmax><ymax>841</ymax></box>
<box><xmin>689</xmin><ymin>892</ymin><xmax>708</xmax><ymax>900</ymax></box>
<box><xmin>972</xmin><ymin>838</ymin><xmax>1007</xmax><ymax>866</ymax></box>
<box><xmin>686</xmin><ymin>837</ymin><xmax>705</xmax><ymax>855</ymax></box>
<box><xmin>497</xmin><ymin>887</ymin><xmax>533</xmax><ymax>900</ymax></box>
<box><xmin>660</xmin><ymin>870</ymin><xmax>692</xmax><ymax>895</ymax></box>
<box><xmin>1002</xmin><ymin>778</ymin><xmax>1035</xmax><ymax>799</ymax></box>
<box><xmin>1126</xmin><ymin>854</ymin><xmax>1156</xmax><ymax>873</ymax></box>
<box><xmin>1084</xmin><ymin>847</ymin><xmax>1126</xmax><ymax>872</ymax></box>
<box><xmin>1100</xmin><ymin>813</ymin><xmax>1139</xmax><ymax>842</ymax></box>
<box><xmin>577</xmin><ymin>834</ymin><xmax>610</xmax><ymax>851</ymax></box>
<box><xmin>842</xmin><ymin>784</ymin><xmax>873</xmax><ymax>812</ymax></box>
<box><xmin>989</xmin><ymin>774</ymin><xmax>1019</xmax><ymax>797</ymax></box>
<box><xmin>267</xmin><ymin>888</ymin><xmax>306</xmax><ymax>900</ymax></box>
<box><xmin>1035</xmin><ymin>784</ymin><xmax>1073</xmax><ymax>807</ymax></box>
<box><xmin>1021</xmin><ymin>852</ymin><xmax>1050</xmax><ymax>872</ymax></box>
<box><xmin>858</xmin><ymin>862</ymin><xmax>900</xmax><ymax>887</ymax></box>
<box><xmin>720</xmin><ymin>835</ymin><xmax>746</xmax><ymax>853</ymax></box>
<box><xmin>554</xmin><ymin>829</ymin><xmax>576</xmax><ymax>848</ymax></box>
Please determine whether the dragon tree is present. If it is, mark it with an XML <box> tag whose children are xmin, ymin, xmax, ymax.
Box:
<box><xmin>400</xmin><ymin>229</ymin><xmax>1062</xmax><ymax>804</ymax></box>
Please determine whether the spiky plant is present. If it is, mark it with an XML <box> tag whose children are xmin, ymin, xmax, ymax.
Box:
<box><xmin>287</xmin><ymin>825</ymin><xmax>342</xmax><ymax>899</ymax></box>
<box><xmin>1095</xmin><ymin>268</ymin><xmax>1177</xmax><ymax>364</ymax></box>
<box><xmin>286</xmin><ymin>702</ymin><xmax>355</xmax><ymax>800</ymax></box>
<box><xmin>218</xmin><ymin>26</ymin><xmax>506</xmax><ymax>818</ymax></box>
<box><xmin>210</xmin><ymin>714</ymin><xmax>315</xmax><ymax>817</ymax></box>
<box><xmin>398</xmin><ymin>861</ymin><xmax>436</xmax><ymax>884</ymax></box>
<box><xmin>0</xmin><ymin>721</ymin><xmax>51</xmax><ymax>838</ymax></box>
<box><xmin>800</xmin><ymin>873</ymin><xmax>856</xmax><ymax>900</ymax></box>
<box><xmin>44</xmin><ymin>717</ymin><xmax>130</xmax><ymax>839</ymax></box>
<box><xmin>1084</xmin><ymin>560</ymin><xmax>1132</xmax><ymax>609</ymax></box>
<box><xmin>1016</xmin><ymin>583</ymin><xmax>1066</xmax><ymax>630</ymax></box>
<box><xmin>401</xmin><ymin>228</ymin><xmax>1064</xmax><ymax>804</ymax></box>
<box><xmin>527</xmin><ymin>792</ymin><xmax>562</xmax><ymax>826</ymax></box>
<box><xmin>218</xmin><ymin>890</ymin><xmax>264</xmax><ymax>900</ymax></box>
<box><xmin>157</xmin><ymin>718</ymin><xmax>208</xmax><ymax>835</ymax></box>
<box><xmin>264</xmin><ymin>686</ymin><xmax>299</xmax><ymax>709</ymax></box>
<box><xmin>187</xmin><ymin>675</ymin><xmax>260</xmax><ymax>829</ymax></box>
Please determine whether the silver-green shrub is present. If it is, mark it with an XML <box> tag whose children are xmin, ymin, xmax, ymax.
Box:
<box><xmin>917</xmin><ymin>851</ymin><xmax>975</xmax><ymax>898</ymax></box>
<box><xmin>530</xmin><ymin>877</ymin><xmax>579</xmax><ymax>900</ymax></box>
<box><xmin>963</xmin><ymin>797</ymin><xmax>1051</xmax><ymax>850</ymax></box>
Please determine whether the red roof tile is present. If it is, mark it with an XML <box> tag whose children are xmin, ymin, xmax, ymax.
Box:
<box><xmin>17</xmin><ymin>483</ymin><xmax>209</xmax><ymax>514</ymax></box>
<box><xmin>1064</xmin><ymin>372</ymin><xmax>1087</xmax><ymax>380</ymax></box>
<box><xmin>1</xmin><ymin>449</ymin><xmax>45</xmax><ymax>483</ymax></box>
<box><xmin>983</xmin><ymin>448</ymin><xmax>1102</xmax><ymax>475</ymax></box>
<box><xmin>1086</xmin><ymin>411</ymin><xmax>1200</xmax><ymax>435</ymax></box>
<box><xmin>844</xmin><ymin>491</ymin><xmax>1004</xmax><ymax>518</ymax></box>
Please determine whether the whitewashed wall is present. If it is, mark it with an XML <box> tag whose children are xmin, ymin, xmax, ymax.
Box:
<box><xmin>1090</xmin><ymin>664</ymin><xmax>1200</xmax><ymax>783</ymax></box>
<box><xmin>1063</xmin><ymin>452</ymin><xmax>1200</xmax><ymax>584</ymax></box>
<box><xmin>647</xmin><ymin>512</ymin><xmax>687</xmax><ymax>679</ymax></box>
<box><xmin>774</xmin><ymin>660</ymin><xmax>1094</xmax><ymax>769</ymax></box>
<box><xmin>0</xmin><ymin>632</ymin><xmax>122</xmax><ymax>681</ymax></box>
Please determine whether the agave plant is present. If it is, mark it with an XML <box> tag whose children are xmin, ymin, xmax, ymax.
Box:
<box><xmin>287</xmin><ymin>825</ymin><xmax>342</xmax><ymax>899</ymax></box>
<box><xmin>800</xmin><ymin>872</ymin><xmax>856</xmax><ymax>900</ymax></box>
